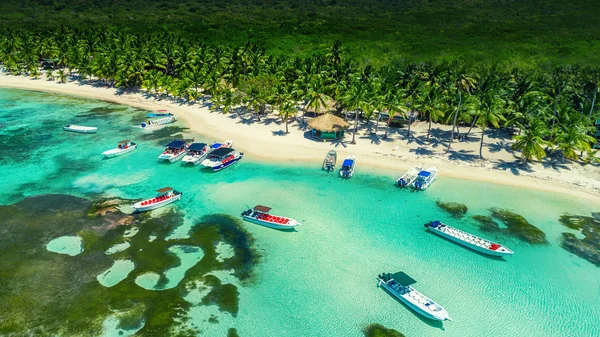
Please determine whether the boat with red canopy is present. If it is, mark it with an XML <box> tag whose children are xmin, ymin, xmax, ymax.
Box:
<box><xmin>241</xmin><ymin>205</ymin><xmax>300</xmax><ymax>230</ymax></box>
<box><xmin>425</xmin><ymin>221</ymin><xmax>514</xmax><ymax>257</ymax></box>
<box><xmin>132</xmin><ymin>187</ymin><xmax>182</xmax><ymax>212</ymax></box>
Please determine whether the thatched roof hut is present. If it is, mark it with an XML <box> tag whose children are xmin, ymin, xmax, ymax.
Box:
<box><xmin>308</xmin><ymin>113</ymin><xmax>349</xmax><ymax>132</ymax></box>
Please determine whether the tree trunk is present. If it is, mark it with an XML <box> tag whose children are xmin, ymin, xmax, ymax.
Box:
<box><xmin>550</xmin><ymin>94</ymin><xmax>560</xmax><ymax>138</ymax></box>
<box><xmin>466</xmin><ymin>115</ymin><xmax>478</xmax><ymax>137</ymax></box>
<box><xmin>375</xmin><ymin>113</ymin><xmax>380</xmax><ymax>132</ymax></box>
<box><xmin>479</xmin><ymin>127</ymin><xmax>485</xmax><ymax>159</ymax></box>
<box><xmin>285</xmin><ymin>117</ymin><xmax>289</xmax><ymax>133</ymax></box>
<box><xmin>446</xmin><ymin>91</ymin><xmax>462</xmax><ymax>152</ymax></box>
<box><xmin>427</xmin><ymin>114</ymin><xmax>432</xmax><ymax>141</ymax></box>
<box><xmin>589</xmin><ymin>86</ymin><xmax>597</xmax><ymax>119</ymax></box>
<box><xmin>384</xmin><ymin>120</ymin><xmax>390</xmax><ymax>139</ymax></box>
<box><xmin>406</xmin><ymin>114</ymin><xmax>412</xmax><ymax>143</ymax></box>
<box><xmin>351</xmin><ymin>109</ymin><xmax>359</xmax><ymax>144</ymax></box>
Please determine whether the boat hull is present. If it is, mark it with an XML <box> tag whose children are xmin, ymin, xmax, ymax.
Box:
<box><xmin>159</xmin><ymin>151</ymin><xmax>186</xmax><ymax>163</ymax></box>
<box><xmin>204</xmin><ymin>153</ymin><xmax>243</xmax><ymax>171</ymax></box>
<box><xmin>132</xmin><ymin>194</ymin><xmax>181</xmax><ymax>212</ymax></box>
<box><xmin>379</xmin><ymin>281</ymin><xmax>450</xmax><ymax>321</ymax></box>
<box><xmin>242</xmin><ymin>216</ymin><xmax>299</xmax><ymax>230</ymax></box>
<box><xmin>64</xmin><ymin>126</ymin><xmax>97</xmax><ymax>134</ymax></box>
<box><xmin>427</xmin><ymin>226</ymin><xmax>513</xmax><ymax>257</ymax></box>
<box><xmin>182</xmin><ymin>154</ymin><xmax>206</xmax><ymax>165</ymax></box>
<box><xmin>103</xmin><ymin>145</ymin><xmax>137</xmax><ymax>158</ymax></box>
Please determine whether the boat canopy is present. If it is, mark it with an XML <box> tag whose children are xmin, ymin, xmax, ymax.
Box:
<box><xmin>342</xmin><ymin>159</ymin><xmax>354</xmax><ymax>167</ymax></box>
<box><xmin>210</xmin><ymin>143</ymin><xmax>223</xmax><ymax>149</ymax></box>
<box><xmin>157</xmin><ymin>187</ymin><xmax>174</xmax><ymax>193</ymax></box>
<box><xmin>430</xmin><ymin>220</ymin><xmax>442</xmax><ymax>228</ymax></box>
<box><xmin>188</xmin><ymin>143</ymin><xmax>207</xmax><ymax>151</ymax></box>
<box><xmin>166</xmin><ymin>140</ymin><xmax>186</xmax><ymax>148</ymax></box>
<box><xmin>389</xmin><ymin>271</ymin><xmax>417</xmax><ymax>286</ymax></box>
<box><xmin>118</xmin><ymin>140</ymin><xmax>131</xmax><ymax>144</ymax></box>
<box><xmin>211</xmin><ymin>148</ymin><xmax>234</xmax><ymax>157</ymax></box>
<box><xmin>418</xmin><ymin>171</ymin><xmax>431</xmax><ymax>177</ymax></box>
<box><xmin>253</xmin><ymin>205</ymin><xmax>272</xmax><ymax>213</ymax></box>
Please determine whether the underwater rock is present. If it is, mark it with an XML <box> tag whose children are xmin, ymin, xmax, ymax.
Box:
<box><xmin>138</xmin><ymin>125</ymin><xmax>189</xmax><ymax>144</ymax></box>
<box><xmin>558</xmin><ymin>214</ymin><xmax>600</xmax><ymax>267</ymax></box>
<box><xmin>436</xmin><ymin>200</ymin><xmax>468</xmax><ymax>218</ymax></box>
<box><xmin>472</xmin><ymin>208</ymin><xmax>547</xmax><ymax>244</ymax></box>
<box><xmin>201</xmin><ymin>275</ymin><xmax>240</xmax><ymax>317</ymax></box>
<box><xmin>363</xmin><ymin>323</ymin><xmax>406</xmax><ymax>337</ymax></box>
<box><xmin>228</xmin><ymin>328</ymin><xmax>241</xmax><ymax>337</ymax></box>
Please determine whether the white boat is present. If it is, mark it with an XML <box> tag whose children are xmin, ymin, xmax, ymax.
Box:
<box><xmin>377</xmin><ymin>273</ymin><xmax>451</xmax><ymax>322</ymax></box>
<box><xmin>241</xmin><ymin>205</ymin><xmax>300</xmax><ymax>230</ymax></box>
<box><xmin>425</xmin><ymin>221</ymin><xmax>514</xmax><ymax>257</ymax></box>
<box><xmin>141</xmin><ymin>115</ymin><xmax>177</xmax><ymax>128</ymax></box>
<box><xmin>396</xmin><ymin>166</ymin><xmax>422</xmax><ymax>187</ymax></box>
<box><xmin>158</xmin><ymin>140</ymin><xmax>189</xmax><ymax>163</ymax></box>
<box><xmin>339</xmin><ymin>156</ymin><xmax>356</xmax><ymax>178</ymax></box>
<box><xmin>181</xmin><ymin>143</ymin><xmax>209</xmax><ymax>165</ymax></box>
<box><xmin>102</xmin><ymin>140</ymin><xmax>138</xmax><ymax>158</ymax></box>
<box><xmin>322</xmin><ymin>150</ymin><xmax>337</xmax><ymax>172</ymax></box>
<box><xmin>200</xmin><ymin>148</ymin><xmax>243</xmax><ymax>171</ymax></box>
<box><xmin>208</xmin><ymin>140</ymin><xmax>233</xmax><ymax>152</ymax></box>
<box><xmin>411</xmin><ymin>167</ymin><xmax>438</xmax><ymax>190</ymax></box>
<box><xmin>64</xmin><ymin>124</ymin><xmax>97</xmax><ymax>133</ymax></box>
<box><xmin>132</xmin><ymin>187</ymin><xmax>182</xmax><ymax>212</ymax></box>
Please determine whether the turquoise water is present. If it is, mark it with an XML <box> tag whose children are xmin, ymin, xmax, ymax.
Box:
<box><xmin>46</xmin><ymin>235</ymin><xmax>84</xmax><ymax>256</ymax></box>
<box><xmin>1</xmin><ymin>88</ymin><xmax>599</xmax><ymax>336</ymax></box>
<box><xmin>97</xmin><ymin>260</ymin><xmax>136</xmax><ymax>287</ymax></box>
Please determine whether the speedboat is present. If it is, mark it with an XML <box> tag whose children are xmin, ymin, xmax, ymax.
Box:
<box><xmin>208</xmin><ymin>140</ymin><xmax>233</xmax><ymax>152</ymax></box>
<box><xmin>181</xmin><ymin>143</ymin><xmax>209</xmax><ymax>165</ymax></box>
<box><xmin>411</xmin><ymin>167</ymin><xmax>438</xmax><ymax>190</ymax></box>
<box><xmin>141</xmin><ymin>115</ymin><xmax>177</xmax><ymax>128</ymax></box>
<box><xmin>146</xmin><ymin>110</ymin><xmax>173</xmax><ymax>117</ymax></box>
<box><xmin>322</xmin><ymin>150</ymin><xmax>337</xmax><ymax>172</ymax></box>
<box><xmin>396</xmin><ymin>166</ymin><xmax>422</xmax><ymax>187</ymax></box>
<box><xmin>425</xmin><ymin>221</ymin><xmax>514</xmax><ymax>257</ymax></box>
<box><xmin>241</xmin><ymin>205</ymin><xmax>300</xmax><ymax>230</ymax></box>
<box><xmin>132</xmin><ymin>187</ymin><xmax>182</xmax><ymax>212</ymax></box>
<box><xmin>339</xmin><ymin>156</ymin><xmax>356</xmax><ymax>178</ymax></box>
<box><xmin>158</xmin><ymin>140</ymin><xmax>189</xmax><ymax>163</ymax></box>
<box><xmin>377</xmin><ymin>273</ymin><xmax>451</xmax><ymax>322</ymax></box>
<box><xmin>102</xmin><ymin>140</ymin><xmax>137</xmax><ymax>158</ymax></box>
<box><xmin>64</xmin><ymin>124</ymin><xmax>97</xmax><ymax>133</ymax></box>
<box><xmin>200</xmin><ymin>148</ymin><xmax>243</xmax><ymax>171</ymax></box>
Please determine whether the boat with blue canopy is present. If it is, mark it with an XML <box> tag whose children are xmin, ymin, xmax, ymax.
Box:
<box><xmin>182</xmin><ymin>143</ymin><xmax>209</xmax><ymax>165</ymax></box>
<box><xmin>339</xmin><ymin>156</ymin><xmax>356</xmax><ymax>178</ymax></box>
<box><xmin>200</xmin><ymin>147</ymin><xmax>243</xmax><ymax>171</ymax></box>
<box><xmin>158</xmin><ymin>139</ymin><xmax>190</xmax><ymax>163</ymax></box>
<box><xmin>411</xmin><ymin>167</ymin><xmax>438</xmax><ymax>190</ymax></box>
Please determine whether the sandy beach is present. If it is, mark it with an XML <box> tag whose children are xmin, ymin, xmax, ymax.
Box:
<box><xmin>1</xmin><ymin>73</ymin><xmax>599</xmax><ymax>202</ymax></box>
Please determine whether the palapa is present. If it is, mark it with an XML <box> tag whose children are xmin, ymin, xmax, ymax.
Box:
<box><xmin>308</xmin><ymin>113</ymin><xmax>350</xmax><ymax>132</ymax></box>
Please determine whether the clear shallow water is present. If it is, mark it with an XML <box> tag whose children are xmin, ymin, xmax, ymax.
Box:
<box><xmin>1</xmin><ymin>88</ymin><xmax>599</xmax><ymax>336</ymax></box>
<box><xmin>46</xmin><ymin>235</ymin><xmax>84</xmax><ymax>256</ymax></box>
<box><xmin>135</xmin><ymin>245</ymin><xmax>204</xmax><ymax>290</ymax></box>
<box><xmin>97</xmin><ymin>260</ymin><xmax>136</xmax><ymax>287</ymax></box>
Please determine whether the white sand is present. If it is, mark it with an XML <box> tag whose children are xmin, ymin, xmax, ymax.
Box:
<box><xmin>2</xmin><ymin>73</ymin><xmax>599</xmax><ymax>202</ymax></box>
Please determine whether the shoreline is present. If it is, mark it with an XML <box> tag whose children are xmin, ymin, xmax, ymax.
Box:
<box><xmin>1</xmin><ymin>73</ymin><xmax>600</xmax><ymax>203</ymax></box>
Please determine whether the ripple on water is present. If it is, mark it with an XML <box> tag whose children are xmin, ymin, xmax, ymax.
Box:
<box><xmin>135</xmin><ymin>245</ymin><xmax>204</xmax><ymax>290</ymax></box>
<box><xmin>97</xmin><ymin>260</ymin><xmax>135</xmax><ymax>287</ymax></box>
<box><xmin>46</xmin><ymin>236</ymin><xmax>83</xmax><ymax>256</ymax></box>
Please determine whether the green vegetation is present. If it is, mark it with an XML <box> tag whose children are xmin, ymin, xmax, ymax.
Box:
<box><xmin>363</xmin><ymin>323</ymin><xmax>405</xmax><ymax>337</ymax></box>
<box><xmin>0</xmin><ymin>194</ymin><xmax>260</xmax><ymax>336</ymax></box>
<box><xmin>473</xmin><ymin>208</ymin><xmax>547</xmax><ymax>244</ymax></box>
<box><xmin>558</xmin><ymin>214</ymin><xmax>600</xmax><ymax>266</ymax></box>
<box><xmin>435</xmin><ymin>200</ymin><xmax>468</xmax><ymax>218</ymax></box>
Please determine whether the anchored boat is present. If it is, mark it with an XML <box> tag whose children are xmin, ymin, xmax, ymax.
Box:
<box><xmin>102</xmin><ymin>140</ymin><xmax>137</xmax><ymax>158</ymax></box>
<box><xmin>322</xmin><ymin>150</ymin><xmax>337</xmax><ymax>172</ymax></box>
<box><xmin>425</xmin><ymin>221</ymin><xmax>514</xmax><ymax>257</ymax></box>
<box><xmin>200</xmin><ymin>148</ymin><xmax>243</xmax><ymax>171</ymax></box>
<box><xmin>64</xmin><ymin>124</ymin><xmax>97</xmax><ymax>134</ymax></box>
<box><xmin>158</xmin><ymin>140</ymin><xmax>189</xmax><ymax>163</ymax></box>
<box><xmin>132</xmin><ymin>187</ymin><xmax>182</xmax><ymax>212</ymax></box>
<box><xmin>339</xmin><ymin>156</ymin><xmax>356</xmax><ymax>178</ymax></box>
<box><xmin>396</xmin><ymin>167</ymin><xmax>422</xmax><ymax>187</ymax></box>
<box><xmin>141</xmin><ymin>115</ymin><xmax>177</xmax><ymax>128</ymax></box>
<box><xmin>182</xmin><ymin>142</ymin><xmax>209</xmax><ymax>165</ymax></box>
<box><xmin>411</xmin><ymin>167</ymin><xmax>438</xmax><ymax>190</ymax></box>
<box><xmin>241</xmin><ymin>205</ymin><xmax>300</xmax><ymax>230</ymax></box>
<box><xmin>377</xmin><ymin>272</ymin><xmax>451</xmax><ymax>322</ymax></box>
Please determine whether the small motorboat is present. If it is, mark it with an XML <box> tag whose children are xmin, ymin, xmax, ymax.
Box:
<box><xmin>102</xmin><ymin>140</ymin><xmax>138</xmax><ymax>158</ymax></box>
<box><xmin>64</xmin><ymin>124</ymin><xmax>97</xmax><ymax>134</ymax></box>
<box><xmin>396</xmin><ymin>167</ymin><xmax>422</xmax><ymax>187</ymax></box>
<box><xmin>322</xmin><ymin>150</ymin><xmax>337</xmax><ymax>172</ymax></box>
<box><xmin>200</xmin><ymin>148</ymin><xmax>243</xmax><ymax>172</ymax></box>
<box><xmin>132</xmin><ymin>187</ymin><xmax>182</xmax><ymax>212</ymax></box>
<box><xmin>411</xmin><ymin>167</ymin><xmax>438</xmax><ymax>190</ymax></box>
<box><xmin>182</xmin><ymin>143</ymin><xmax>209</xmax><ymax>165</ymax></box>
<box><xmin>158</xmin><ymin>140</ymin><xmax>189</xmax><ymax>163</ymax></box>
<box><xmin>141</xmin><ymin>115</ymin><xmax>177</xmax><ymax>128</ymax></box>
<box><xmin>377</xmin><ymin>272</ymin><xmax>451</xmax><ymax>322</ymax></box>
<box><xmin>241</xmin><ymin>205</ymin><xmax>300</xmax><ymax>230</ymax></box>
<box><xmin>339</xmin><ymin>156</ymin><xmax>356</xmax><ymax>178</ymax></box>
<box><xmin>425</xmin><ymin>221</ymin><xmax>514</xmax><ymax>257</ymax></box>
<box><xmin>146</xmin><ymin>110</ymin><xmax>173</xmax><ymax>118</ymax></box>
<box><xmin>208</xmin><ymin>140</ymin><xmax>234</xmax><ymax>152</ymax></box>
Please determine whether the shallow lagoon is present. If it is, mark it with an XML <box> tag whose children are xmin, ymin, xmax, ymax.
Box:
<box><xmin>46</xmin><ymin>235</ymin><xmax>84</xmax><ymax>256</ymax></box>
<box><xmin>1</xmin><ymin>88</ymin><xmax>599</xmax><ymax>337</ymax></box>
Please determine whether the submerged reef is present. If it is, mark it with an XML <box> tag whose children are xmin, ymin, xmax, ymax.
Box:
<box><xmin>435</xmin><ymin>200</ymin><xmax>468</xmax><ymax>218</ymax></box>
<box><xmin>0</xmin><ymin>194</ymin><xmax>260</xmax><ymax>336</ymax></box>
<box><xmin>363</xmin><ymin>324</ymin><xmax>406</xmax><ymax>337</ymax></box>
<box><xmin>558</xmin><ymin>214</ymin><xmax>600</xmax><ymax>267</ymax></box>
<box><xmin>472</xmin><ymin>208</ymin><xmax>547</xmax><ymax>244</ymax></box>
<box><xmin>138</xmin><ymin>125</ymin><xmax>190</xmax><ymax>144</ymax></box>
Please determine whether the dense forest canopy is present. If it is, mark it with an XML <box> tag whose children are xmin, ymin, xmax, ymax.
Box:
<box><xmin>1</xmin><ymin>0</ymin><xmax>599</xmax><ymax>65</ymax></box>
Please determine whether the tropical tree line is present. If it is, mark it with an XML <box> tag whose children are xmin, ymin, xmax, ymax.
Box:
<box><xmin>0</xmin><ymin>28</ymin><xmax>598</xmax><ymax>164</ymax></box>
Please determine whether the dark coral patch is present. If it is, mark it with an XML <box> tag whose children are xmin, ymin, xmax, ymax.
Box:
<box><xmin>436</xmin><ymin>200</ymin><xmax>468</xmax><ymax>218</ymax></box>
<box><xmin>558</xmin><ymin>214</ymin><xmax>600</xmax><ymax>267</ymax></box>
<box><xmin>363</xmin><ymin>323</ymin><xmax>406</xmax><ymax>337</ymax></box>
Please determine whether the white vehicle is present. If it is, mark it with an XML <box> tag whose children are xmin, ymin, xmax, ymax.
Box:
<box><xmin>425</xmin><ymin>221</ymin><xmax>514</xmax><ymax>257</ymax></box>
<box><xmin>141</xmin><ymin>115</ymin><xmax>177</xmax><ymax>128</ymax></box>
<box><xmin>241</xmin><ymin>205</ymin><xmax>300</xmax><ymax>230</ymax></box>
<box><xmin>200</xmin><ymin>148</ymin><xmax>243</xmax><ymax>171</ymax></box>
<box><xmin>377</xmin><ymin>273</ymin><xmax>451</xmax><ymax>322</ymax></box>
<box><xmin>339</xmin><ymin>156</ymin><xmax>356</xmax><ymax>178</ymax></box>
<box><xmin>64</xmin><ymin>124</ymin><xmax>97</xmax><ymax>133</ymax></box>
<box><xmin>132</xmin><ymin>187</ymin><xmax>182</xmax><ymax>212</ymax></box>
<box><xmin>158</xmin><ymin>140</ymin><xmax>189</xmax><ymax>163</ymax></box>
<box><xmin>411</xmin><ymin>167</ymin><xmax>438</xmax><ymax>190</ymax></box>
<box><xmin>102</xmin><ymin>140</ymin><xmax>137</xmax><ymax>158</ymax></box>
<box><xmin>396</xmin><ymin>167</ymin><xmax>422</xmax><ymax>187</ymax></box>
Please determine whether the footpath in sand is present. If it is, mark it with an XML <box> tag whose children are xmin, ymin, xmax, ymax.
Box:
<box><xmin>1</xmin><ymin>73</ymin><xmax>599</xmax><ymax>202</ymax></box>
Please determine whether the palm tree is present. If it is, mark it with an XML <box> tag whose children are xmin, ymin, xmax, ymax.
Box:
<box><xmin>304</xmin><ymin>74</ymin><xmax>332</xmax><ymax>116</ymax></box>
<box><xmin>554</xmin><ymin>123</ymin><xmax>595</xmax><ymax>161</ymax></box>
<box><xmin>46</xmin><ymin>70</ymin><xmax>55</xmax><ymax>81</ymax></box>
<box><xmin>447</xmin><ymin>73</ymin><xmax>477</xmax><ymax>152</ymax></box>
<box><xmin>512</xmin><ymin>121</ymin><xmax>550</xmax><ymax>164</ymax></box>
<box><xmin>474</xmin><ymin>95</ymin><xmax>506</xmax><ymax>159</ymax></box>
<box><xmin>57</xmin><ymin>69</ymin><xmax>67</xmax><ymax>83</ymax></box>
<box><xmin>341</xmin><ymin>77</ymin><xmax>370</xmax><ymax>144</ymax></box>
<box><xmin>419</xmin><ymin>86</ymin><xmax>447</xmax><ymax>142</ymax></box>
<box><xmin>278</xmin><ymin>101</ymin><xmax>298</xmax><ymax>133</ymax></box>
